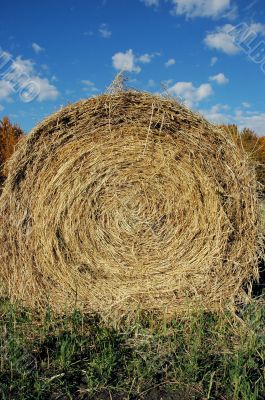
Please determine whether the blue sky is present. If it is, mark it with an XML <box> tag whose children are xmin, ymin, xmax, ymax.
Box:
<box><xmin>0</xmin><ymin>0</ymin><xmax>265</xmax><ymax>134</ymax></box>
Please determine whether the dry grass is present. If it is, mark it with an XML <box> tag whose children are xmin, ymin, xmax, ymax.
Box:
<box><xmin>0</xmin><ymin>89</ymin><xmax>262</xmax><ymax>320</ymax></box>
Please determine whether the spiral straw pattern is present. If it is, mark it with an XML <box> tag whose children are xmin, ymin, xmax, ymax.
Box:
<box><xmin>0</xmin><ymin>90</ymin><xmax>261</xmax><ymax>319</ymax></box>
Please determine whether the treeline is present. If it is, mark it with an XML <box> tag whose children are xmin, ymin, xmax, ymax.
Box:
<box><xmin>0</xmin><ymin>116</ymin><xmax>24</xmax><ymax>186</ymax></box>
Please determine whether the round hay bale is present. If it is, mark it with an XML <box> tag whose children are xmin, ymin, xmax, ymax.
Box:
<box><xmin>0</xmin><ymin>90</ymin><xmax>261</xmax><ymax>318</ymax></box>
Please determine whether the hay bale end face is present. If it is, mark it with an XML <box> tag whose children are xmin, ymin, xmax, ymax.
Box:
<box><xmin>0</xmin><ymin>90</ymin><xmax>261</xmax><ymax>318</ymax></box>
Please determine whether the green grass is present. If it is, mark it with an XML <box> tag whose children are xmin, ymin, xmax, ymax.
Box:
<box><xmin>0</xmin><ymin>297</ymin><xmax>265</xmax><ymax>399</ymax></box>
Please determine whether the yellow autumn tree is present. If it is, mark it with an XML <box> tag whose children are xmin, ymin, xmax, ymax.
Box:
<box><xmin>0</xmin><ymin>116</ymin><xmax>24</xmax><ymax>186</ymax></box>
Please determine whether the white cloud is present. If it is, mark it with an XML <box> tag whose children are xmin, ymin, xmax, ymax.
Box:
<box><xmin>223</xmin><ymin>4</ymin><xmax>238</xmax><ymax>20</ymax></box>
<box><xmin>248</xmin><ymin>23</ymin><xmax>265</xmax><ymax>36</ymax></box>
<box><xmin>0</xmin><ymin>104</ymin><xmax>4</xmax><ymax>111</ymax></box>
<box><xmin>171</xmin><ymin>0</ymin><xmax>232</xmax><ymax>19</ymax></box>
<box><xmin>165</xmin><ymin>58</ymin><xmax>176</xmax><ymax>67</ymax></box>
<box><xmin>81</xmin><ymin>80</ymin><xmax>94</xmax><ymax>87</ymax></box>
<box><xmin>32</xmin><ymin>42</ymin><xmax>44</xmax><ymax>54</ymax></box>
<box><xmin>0</xmin><ymin>54</ymin><xmax>59</xmax><ymax>102</ymax></box>
<box><xmin>209</xmin><ymin>72</ymin><xmax>229</xmax><ymax>85</ymax></box>
<box><xmin>242</xmin><ymin>102</ymin><xmax>251</xmax><ymax>108</ymax></box>
<box><xmin>201</xmin><ymin>104</ymin><xmax>231</xmax><ymax>124</ymax></box>
<box><xmin>168</xmin><ymin>81</ymin><xmax>213</xmax><ymax>107</ymax></box>
<box><xmin>99</xmin><ymin>24</ymin><xmax>112</xmax><ymax>38</ymax></box>
<box><xmin>112</xmin><ymin>49</ymin><xmax>141</xmax><ymax>73</ymax></box>
<box><xmin>210</xmin><ymin>56</ymin><xmax>218</xmax><ymax>66</ymax></box>
<box><xmin>81</xmin><ymin>80</ymin><xmax>98</xmax><ymax>92</ymax></box>
<box><xmin>196</xmin><ymin>84</ymin><xmax>213</xmax><ymax>100</ymax></box>
<box><xmin>228</xmin><ymin>22</ymin><xmax>265</xmax><ymax>43</ymax></box>
<box><xmin>204</xmin><ymin>24</ymin><xmax>239</xmax><ymax>54</ymax></box>
<box><xmin>112</xmin><ymin>50</ymin><xmax>158</xmax><ymax>73</ymax></box>
<box><xmin>11</xmin><ymin>56</ymin><xmax>35</xmax><ymax>75</ymax></box>
<box><xmin>140</xmin><ymin>0</ymin><xmax>159</xmax><ymax>6</ymax></box>
<box><xmin>201</xmin><ymin>104</ymin><xmax>265</xmax><ymax>135</ymax></box>
<box><xmin>30</xmin><ymin>77</ymin><xmax>59</xmax><ymax>101</ymax></box>
<box><xmin>236</xmin><ymin>113</ymin><xmax>265</xmax><ymax>135</ymax></box>
<box><xmin>138</xmin><ymin>53</ymin><xmax>153</xmax><ymax>63</ymax></box>
<box><xmin>205</xmin><ymin>23</ymin><xmax>265</xmax><ymax>55</ymax></box>
<box><xmin>0</xmin><ymin>80</ymin><xmax>13</xmax><ymax>102</ymax></box>
<box><xmin>11</xmin><ymin>57</ymin><xmax>59</xmax><ymax>101</ymax></box>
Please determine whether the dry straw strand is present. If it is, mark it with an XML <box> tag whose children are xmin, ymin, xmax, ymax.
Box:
<box><xmin>0</xmin><ymin>88</ymin><xmax>262</xmax><ymax>320</ymax></box>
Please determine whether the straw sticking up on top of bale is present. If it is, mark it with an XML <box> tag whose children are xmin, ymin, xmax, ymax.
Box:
<box><xmin>0</xmin><ymin>88</ymin><xmax>262</xmax><ymax>319</ymax></box>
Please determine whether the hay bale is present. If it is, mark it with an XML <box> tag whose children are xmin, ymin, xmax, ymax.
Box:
<box><xmin>0</xmin><ymin>90</ymin><xmax>261</xmax><ymax>318</ymax></box>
